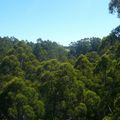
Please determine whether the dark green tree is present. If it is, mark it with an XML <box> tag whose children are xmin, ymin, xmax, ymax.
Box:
<box><xmin>109</xmin><ymin>0</ymin><xmax>120</xmax><ymax>17</ymax></box>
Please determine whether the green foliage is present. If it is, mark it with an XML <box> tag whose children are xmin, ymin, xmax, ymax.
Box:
<box><xmin>33</xmin><ymin>39</ymin><xmax>68</xmax><ymax>61</ymax></box>
<box><xmin>102</xmin><ymin>116</ymin><xmax>112</xmax><ymax>120</ymax></box>
<box><xmin>75</xmin><ymin>54</ymin><xmax>92</xmax><ymax>77</ymax></box>
<box><xmin>69</xmin><ymin>37</ymin><xmax>101</xmax><ymax>57</ymax></box>
<box><xmin>84</xmin><ymin>90</ymin><xmax>101</xmax><ymax>119</ymax></box>
<box><xmin>94</xmin><ymin>55</ymin><xmax>110</xmax><ymax>74</ymax></box>
<box><xmin>0</xmin><ymin>23</ymin><xmax>120</xmax><ymax>120</ymax></box>
<box><xmin>0</xmin><ymin>78</ymin><xmax>44</xmax><ymax>120</ymax></box>
<box><xmin>86</xmin><ymin>52</ymin><xmax>100</xmax><ymax>64</ymax></box>
<box><xmin>23</xmin><ymin>105</ymin><xmax>36</xmax><ymax>120</ymax></box>
<box><xmin>109</xmin><ymin>0</ymin><xmax>120</xmax><ymax>17</ymax></box>
<box><xmin>74</xmin><ymin>103</ymin><xmax>87</xmax><ymax>120</ymax></box>
<box><xmin>0</xmin><ymin>55</ymin><xmax>24</xmax><ymax>81</ymax></box>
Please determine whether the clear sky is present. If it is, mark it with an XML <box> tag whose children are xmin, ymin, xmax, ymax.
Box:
<box><xmin>0</xmin><ymin>0</ymin><xmax>119</xmax><ymax>45</ymax></box>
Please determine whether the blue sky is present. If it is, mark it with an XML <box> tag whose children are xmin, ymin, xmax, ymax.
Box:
<box><xmin>0</xmin><ymin>0</ymin><xmax>119</xmax><ymax>45</ymax></box>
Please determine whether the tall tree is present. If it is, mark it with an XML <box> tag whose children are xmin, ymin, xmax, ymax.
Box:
<box><xmin>109</xmin><ymin>0</ymin><xmax>120</xmax><ymax>17</ymax></box>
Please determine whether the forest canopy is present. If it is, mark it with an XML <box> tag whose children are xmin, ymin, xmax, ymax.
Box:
<box><xmin>0</xmin><ymin>1</ymin><xmax>120</xmax><ymax>120</ymax></box>
<box><xmin>0</xmin><ymin>25</ymin><xmax>120</xmax><ymax>120</ymax></box>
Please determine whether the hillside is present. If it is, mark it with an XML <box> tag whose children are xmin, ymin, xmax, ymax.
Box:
<box><xmin>0</xmin><ymin>25</ymin><xmax>120</xmax><ymax>120</ymax></box>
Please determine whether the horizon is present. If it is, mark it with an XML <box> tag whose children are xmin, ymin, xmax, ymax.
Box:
<box><xmin>0</xmin><ymin>0</ymin><xmax>119</xmax><ymax>46</ymax></box>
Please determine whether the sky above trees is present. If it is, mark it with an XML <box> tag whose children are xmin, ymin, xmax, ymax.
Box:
<box><xmin>0</xmin><ymin>0</ymin><xmax>119</xmax><ymax>45</ymax></box>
